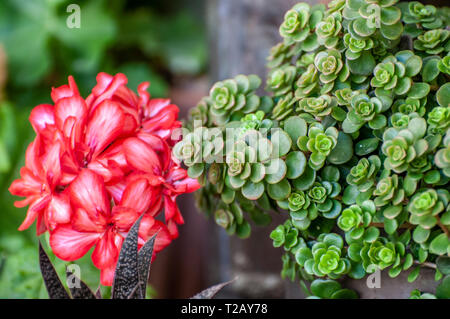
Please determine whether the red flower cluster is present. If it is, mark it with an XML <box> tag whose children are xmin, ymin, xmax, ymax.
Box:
<box><xmin>9</xmin><ymin>73</ymin><xmax>200</xmax><ymax>285</ymax></box>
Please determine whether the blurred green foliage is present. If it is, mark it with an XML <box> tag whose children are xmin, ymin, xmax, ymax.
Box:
<box><xmin>0</xmin><ymin>0</ymin><xmax>206</xmax><ymax>298</ymax></box>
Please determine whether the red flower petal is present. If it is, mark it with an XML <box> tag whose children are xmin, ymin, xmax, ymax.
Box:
<box><xmin>85</xmin><ymin>100</ymin><xmax>125</xmax><ymax>159</ymax></box>
<box><xmin>119</xmin><ymin>178</ymin><xmax>154</xmax><ymax>214</ymax></box>
<box><xmin>51</xmin><ymin>76</ymin><xmax>80</xmax><ymax>103</ymax></box>
<box><xmin>100</xmin><ymin>265</ymin><xmax>116</xmax><ymax>286</ymax></box>
<box><xmin>92</xmin><ymin>230</ymin><xmax>119</xmax><ymax>269</ymax></box>
<box><xmin>111</xmin><ymin>206</ymin><xmax>140</xmax><ymax>231</ymax></box>
<box><xmin>46</xmin><ymin>192</ymin><xmax>72</xmax><ymax>227</ymax></box>
<box><xmin>69</xmin><ymin>169</ymin><xmax>110</xmax><ymax>218</ymax></box>
<box><xmin>18</xmin><ymin>195</ymin><xmax>51</xmax><ymax>231</ymax></box>
<box><xmin>29</xmin><ymin>104</ymin><xmax>55</xmax><ymax>134</ymax></box>
<box><xmin>50</xmin><ymin>225</ymin><xmax>100</xmax><ymax>261</ymax></box>
<box><xmin>123</xmin><ymin>137</ymin><xmax>161</xmax><ymax>174</ymax></box>
<box><xmin>54</xmin><ymin>95</ymin><xmax>87</xmax><ymax>139</ymax></box>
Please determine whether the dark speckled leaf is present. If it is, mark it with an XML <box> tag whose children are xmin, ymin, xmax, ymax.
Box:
<box><xmin>111</xmin><ymin>215</ymin><xmax>143</xmax><ymax>299</ymax></box>
<box><xmin>66</xmin><ymin>269</ymin><xmax>97</xmax><ymax>299</ymax></box>
<box><xmin>190</xmin><ymin>278</ymin><xmax>236</xmax><ymax>299</ymax></box>
<box><xmin>39</xmin><ymin>240</ymin><xmax>70</xmax><ymax>299</ymax></box>
<box><xmin>133</xmin><ymin>234</ymin><xmax>157</xmax><ymax>299</ymax></box>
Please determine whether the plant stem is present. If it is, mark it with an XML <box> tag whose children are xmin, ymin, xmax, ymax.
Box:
<box><xmin>437</xmin><ymin>216</ymin><xmax>450</xmax><ymax>238</ymax></box>
<box><xmin>413</xmin><ymin>260</ymin><xmax>437</xmax><ymax>270</ymax></box>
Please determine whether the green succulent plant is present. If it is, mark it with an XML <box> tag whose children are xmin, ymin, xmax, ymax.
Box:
<box><xmin>370</xmin><ymin>51</ymin><xmax>422</xmax><ymax>97</ymax></box>
<box><xmin>414</xmin><ymin>29</ymin><xmax>450</xmax><ymax>55</ymax></box>
<box><xmin>266</xmin><ymin>64</ymin><xmax>297</xmax><ymax>96</ymax></box>
<box><xmin>314</xmin><ymin>49</ymin><xmax>350</xmax><ymax>93</ymax></box>
<box><xmin>342</xmin><ymin>93</ymin><xmax>387</xmax><ymax>133</ymax></box>
<box><xmin>296</xmin><ymin>233</ymin><xmax>350</xmax><ymax>279</ymax></box>
<box><xmin>298</xmin><ymin>123</ymin><xmax>338</xmax><ymax>170</ymax></box>
<box><xmin>435</xmin><ymin>130</ymin><xmax>450</xmax><ymax>177</ymax></box>
<box><xmin>175</xmin><ymin>0</ymin><xmax>450</xmax><ymax>299</ymax></box>
<box><xmin>438</xmin><ymin>56</ymin><xmax>450</xmax><ymax>75</ymax></box>
<box><xmin>347</xmin><ymin>155</ymin><xmax>381</xmax><ymax>191</ymax></box>
<box><xmin>400</xmin><ymin>1</ymin><xmax>443</xmax><ymax>29</ymax></box>
<box><xmin>297</xmin><ymin>95</ymin><xmax>337</xmax><ymax>118</ymax></box>
<box><xmin>295</xmin><ymin>64</ymin><xmax>320</xmax><ymax>98</ymax></box>
<box><xmin>209</xmin><ymin>74</ymin><xmax>263</xmax><ymax>125</ymax></box>
<box><xmin>316</xmin><ymin>13</ymin><xmax>343</xmax><ymax>49</ymax></box>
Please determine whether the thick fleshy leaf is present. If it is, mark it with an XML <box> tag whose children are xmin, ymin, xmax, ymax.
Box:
<box><xmin>190</xmin><ymin>279</ymin><xmax>236</xmax><ymax>299</ymax></box>
<box><xmin>134</xmin><ymin>234</ymin><xmax>157</xmax><ymax>299</ymax></box>
<box><xmin>66</xmin><ymin>270</ymin><xmax>97</xmax><ymax>299</ymax></box>
<box><xmin>112</xmin><ymin>215</ymin><xmax>143</xmax><ymax>299</ymax></box>
<box><xmin>39</xmin><ymin>241</ymin><xmax>70</xmax><ymax>299</ymax></box>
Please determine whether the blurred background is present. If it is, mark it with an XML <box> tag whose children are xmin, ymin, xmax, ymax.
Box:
<box><xmin>0</xmin><ymin>0</ymin><xmax>214</xmax><ymax>298</ymax></box>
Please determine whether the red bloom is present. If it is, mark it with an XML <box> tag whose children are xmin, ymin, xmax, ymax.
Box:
<box><xmin>9</xmin><ymin>73</ymin><xmax>200</xmax><ymax>285</ymax></box>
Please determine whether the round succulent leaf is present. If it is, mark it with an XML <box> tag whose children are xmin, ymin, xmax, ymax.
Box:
<box><xmin>331</xmin><ymin>289</ymin><xmax>358</xmax><ymax>299</ymax></box>
<box><xmin>422</xmin><ymin>58</ymin><xmax>441</xmax><ymax>82</ymax></box>
<box><xmin>242</xmin><ymin>181</ymin><xmax>265</xmax><ymax>200</ymax></box>
<box><xmin>412</xmin><ymin>225</ymin><xmax>430</xmax><ymax>244</ymax></box>
<box><xmin>284</xmin><ymin>116</ymin><xmax>307</xmax><ymax>142</ymax></box>
<box><xmin>407</xmin><ymin>266</ymin><xmax>421</xmax><ymax>283</ymax></box>
<box><xmin>292</xmin><ymin>166</ymin><xmax>316</xmax><ymax>191</ymax></box>
<box><xmin>187</xmin><ymin>163</ymin><xmax>205</xmax><ymax>178</ymax></box>
<box><xmin>267</xmin><ymin>179</ymin><xmax>291</xmax><ymax>200</ymax></box>
<box><xmin>328</xmin><ymin>132</ymin><xmax>353</xmax><ymax>164</ymax></box>
<box><xmin>271</xmin><ymin>128</ymin><xmax>292</xmax><ymax>157</ymax></box>
<box><xmin>384</xmin><ymin>218</ymin><xmax>398</xmax><ymax>235</ymax></box>
<box><xmin>408</xmin><ymin>82</ymin><xmax>430</xmax><ymax>99</ymax></box>
<box><xmin>346</xmin><ymin>51</ymin><xmax>376</xmax><ymax>76</ymax></box>
<box><xmin>310</xmin><ymin>279</ymin><xmax>342</xmax><ymax>299</ymax></box>
<box><xmin>322</xmin><ymin>200</ymin><xmax>342</xmax><ymax>219</ymax></box>
<box><xmin>436</xmin><ymin>83</ymin><xmax>450</xmax><ymax>107</ymax></box>
<box><xmin>236</xmin><ymin>220</ymin><xmax>251</xmax><ymax>239</ymax></box>
<box><xmin>321</xmin><ymin>166</ymin><xmax>340</xmax><ymax>182</ymax></box>
<box><xmin>265</xmin><ymin>158</ymin><xmax>287</xmax><ymax>184</ymax></box>
<box><xmin>380</xmin><ymin>21</ymin><xmax>403</xmax><ymax>40</ymax></box>
<box><xmin>355</xmin><ymin>138</ymin><xmax>379</xmax><ymax>156</ymax></box>
<box><xmin>436</xmin><ymin>275</ymin><xmax>450</xmax><ymax>299</ymax></box>
<box><xmin>250</xmin><ymin>162</ymin><xmax>266</xmax><ymax>183</ymax></box>
<box><xmin>436</xmin><ymin>257</ymin><xmax>450</xmax><ymax>275</ymax></box>
<box><xmin>343</xmin><ymin>185</ymin><xmax>359</xmax><ymax>205</ymax></box>
<box><xmin>429</xmin><ymin>233</ymin><xmax>450</xmax><ymax>255</ymax></box>
<box><xmin>285</xmin><ymin>151</ymin><xmax>307</xmax><ymax>179</ymax></box>
<box><xmin>221</xmin><ymin>187</ymin><xmax>236</xmax><ymax>204</ymax></box>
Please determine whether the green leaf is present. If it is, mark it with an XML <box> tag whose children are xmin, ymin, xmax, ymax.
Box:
<box><xmin>271</xmin><ymin>129</ymin><xmax>292</xmax><ymax>157</ymax></box>
<box><xmin>413</xmin><ymin>226</ymin><xmax>430</xmax><ymax>244</ymax></box>
<box><xmin>310</xmin><ymin>279</ymin><xmax>341</xmax><ymax>298</ymax></box>
<box><xmin>236</xmin><ymin>220</ymin><xmax>251</xmax><ymax>239</ymax></box>
<box><xmin>436</xmin><ymin>275</ymin><xmax>450</xmax><ymax>299</ymax></box>
<box><xmin>436</xmin><ymin>83</ymin><xmax>450</xmax><ymax>107</ymax></box>
<box><xmin>408</xmin><ymin>82</ymin><xmax>430</xmax><ymax>99</ymax></box>
<box><xmin>267</xmin><ymin>179</ymin><xmax>291</xmax><ymax>200</ymax></box>
<box><xmin>265</xmin><ymin>158</ymin><xmax>287</xmax><ymax>184</ymax></box>
<box><xmin>327</xmin><ymin>132</ymin><xmax>353</xmax><ymax>164</ymax></box>
<box><xmin>285</xmin><ymin>151</ymin><xmax>306</xmax><ymax>179</ymax></box>
<box><xmin>284</xmin><ymin>116</ymin><xmax>307</xmax><ymax>142</ymax></box>
<box><xmin>242</xmin><ymin>181</ymin><xmax>264</xmax><ymax>200</ymax></box>
<box><xmin>292</xmin><ymin>166</ymin><xmax>316</xmax><ymax>191</ymax></box>
<box><xmin>422</xmin><ymin>58</ymin><xmax>440</xmax><ymax>82</ymax></box>
<box><xmin>408</xmin><ymin>266</ymin><xmax>421</xmax><ymax>283</ymax></box>
<box><xmin>331</xmin><ymin>288</ymin><xmax>358</xmax><ymax>299</ymax></box>
<box><xmin>346</xmin><ymin>51</ymin><xmax>375</xmax><ymax>76</ymax></box>
<box><xmin>436</xmin><ymin>257</ymin><xmax>450</xmax><ymax>276</ymax></box>
<box><xmin>429</xmin><ymin>233</ymin><xmax>450</xmax><ymax>255</ymax></box>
